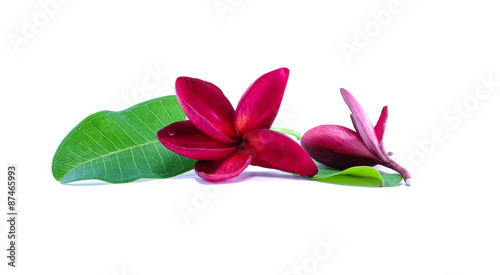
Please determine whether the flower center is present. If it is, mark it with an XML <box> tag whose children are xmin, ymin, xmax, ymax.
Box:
<box><xmin>237</xmin><ymin>138</ymin><xmax>246</xmax><ymax>151</ymax></box>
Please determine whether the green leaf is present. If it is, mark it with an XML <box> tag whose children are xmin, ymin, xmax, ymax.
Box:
<box><xmin>308</xmin><ymin>165</ymin><xmax>403</xmax><ymax>187</ymax></box>
<box><xmin>380</xmin><ymin>171</ymin><xmax>403</xmax><ymax>187</ymax></box>
<box><xmin>270</xmin><ymin>127</ymin><xmax>302</xmax><ymax>141</ymax></box>
<box><xmin>52</xmin><ymin>96</ymin><xmax>196</xmax><ymax>184</ymax></box>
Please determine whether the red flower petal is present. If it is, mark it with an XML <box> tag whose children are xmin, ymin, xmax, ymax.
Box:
<box><xmin>157</xmin><ymin>121</ymin><xmax>237</xmax><ymax>160</ymax></box>
<box><xmin>195</xmin><ymin>147</ymin><xmax>252</xmax><ymax>181</ymax></box>
<box><xmin>301</xmin><ymin>124</ymin><xmax>377</xmax><ymax>158</ymax></box>
<box><xmin>244</xmin><ymin>129</ymin><xmax>318</xmax><ymax>177</ymax></box>
<box><xmin>234</xmin><ymin>68</ymin><xmax>289</xmax><ymax>135</ymax></box>
<box><xmin>176</xmin><ymin>77</ymin><xmax>238</xmax><ymax>142</ymax></box>
<box><xmin>374</xmin><ymin>106</ymin><xmax>388</xmax><ymax>143</ymax></box>
<box><xmin>301</xmin><ymin>126</ymin><xmax>380</xmax><ymax>169</ymax></box>
<box><xmin>340</xmin><ymin>88</ymin><xmax>388</xmax><ymax>161</ymax></box>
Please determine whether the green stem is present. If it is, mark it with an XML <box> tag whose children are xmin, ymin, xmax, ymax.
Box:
<box><xmin>270</xmin><ymin>127</ymin><xmax>302</xmax><ymax>141</ymax></box>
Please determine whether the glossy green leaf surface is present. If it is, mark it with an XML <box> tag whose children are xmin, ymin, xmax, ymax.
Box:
<box><xmin>52</xmin><ymin>96</ymin><xmax>196</xmax><ymax>184</ymax></box>
<box><xmin>309</xmin><ymin>165</ymin><xmax>403</xmax><ymax>187</ymax></box>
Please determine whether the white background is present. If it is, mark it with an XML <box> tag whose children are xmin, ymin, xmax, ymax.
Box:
<box><xmin>1</xmin><ymin>0</ymin><xmax>500</xmax><ymax>274</ymax></box>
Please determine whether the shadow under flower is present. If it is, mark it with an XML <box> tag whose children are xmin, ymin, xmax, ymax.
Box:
<box><xmin>193</xmin><ymin>169</ymin><xmax>307</xmax><ymax>185</ymax></box>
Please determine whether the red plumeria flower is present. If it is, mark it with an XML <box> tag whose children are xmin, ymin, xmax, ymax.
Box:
<box><xmin>157</xmin><ymin>68</ymin><xmax>318</xmax><ymax>181</ymax></box>
<box><xmin>301</xmin><ymin>88</ymin><xmax>411</xmax><ymax>184</ymax></box>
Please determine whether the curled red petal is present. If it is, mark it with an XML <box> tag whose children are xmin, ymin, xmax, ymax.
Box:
<box><xmin>340</xmin><ymin>88</ymin><xmax>387</xmax><ymax>160</ymax></box>
<box><xmin>307</xmin><ymin>149</ymin><xmax>380</xmax><ymax>169</ymax></box>
<box><xmin>195</xmin><ymin>147</ymin><xmax>252</xmax><ymax>181</ymax></box>
<box><xmin>301</xmin><ymin>124</ymin><xmax>377</xmax><ymax>159</ymax></box>
<box><xmin>234</xmin><ymin>68</ymin><xmax>289</xmax><ymax>135</ymax></box>
<box><xmin>157</xmin><ymin>121</ymin><xmax>237</xmax><ymax>160</ymax></box>
<box><xmin>244</xmin><ymin>129</ymin><xmax>318</xmax><ymax>177</ymax></box>
<box><xmin>374</xmin><ymin>106</ymin><xmax>388</xmax><ymax>144</ymax></box>
<box><xmin>176</xmin><ymin>77</ymin><xmax>238</xmax><ymax>142</ymax></box>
